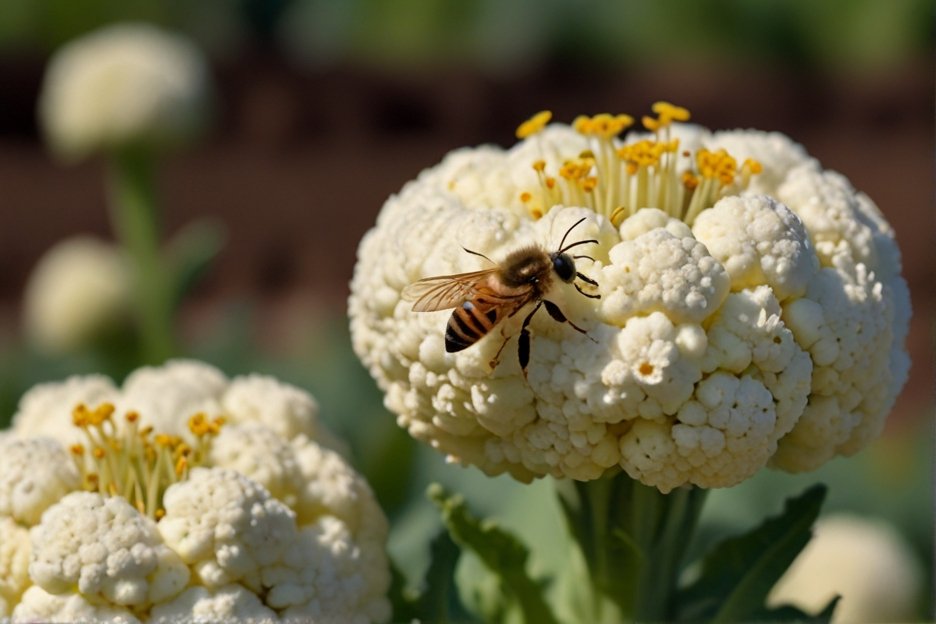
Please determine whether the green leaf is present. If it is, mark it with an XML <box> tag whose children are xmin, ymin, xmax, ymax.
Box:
<box><xmin>429</xmin><ymin>484</ymin><xmax>560</xmax><ymax>624</ymax></box>
<box><xmin>415</xmin><ymin>530</ymin><xmax>478</xmax><ymax>623</ymax></box>
<box><xmin>677</xmin><ymin>484</ymin><xmax>827</xmax><ymax>622</ymax></box>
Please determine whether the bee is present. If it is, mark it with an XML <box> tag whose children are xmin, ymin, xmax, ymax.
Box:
<box><xmin>402</xmin><ymin>217</ymin><xmax>601</xmax><ymax>376</ymax></box>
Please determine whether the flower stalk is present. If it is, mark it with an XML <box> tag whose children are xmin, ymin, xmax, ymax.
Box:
<box><xmin>107</xmin><ymin>148</ymin><xmax>175</xmax><ymax>364</ymax></box>
<box><xmin>556</xmin><ymin>471</ymin><xmax>708</xmax><ymax>623</ymax></box>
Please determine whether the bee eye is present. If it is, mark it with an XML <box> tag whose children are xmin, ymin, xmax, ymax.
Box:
<box><xmin>552</xmin><ymin>253</ymin><xmax>576</xmax><ymax>282</ymax></box>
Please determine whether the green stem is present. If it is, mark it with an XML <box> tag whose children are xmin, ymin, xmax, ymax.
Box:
<box><xmin>107</xmin><ymin>149</ymin><xmax>175</xmax><ymax>364</ymax></box>
<box><xmin>556</xmin><ymin>472</ymin><xmax>708</xmax><ymax>623</ymax></box>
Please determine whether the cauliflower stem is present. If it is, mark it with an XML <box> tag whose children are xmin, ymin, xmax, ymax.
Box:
<box><xmin>108</xmin><ymin>148</ymin><xmax>175</xmax><ymax>364</ymax></box>
<box><xmin>555</xmin><ymin>473</ymin><xmax>708</xmax><ymax>623</ymax></box>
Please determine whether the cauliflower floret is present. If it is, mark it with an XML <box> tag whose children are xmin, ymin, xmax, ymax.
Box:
<box><xmin>692</xmin><ymin>194</ymin><xmax>819</xmax><ymax>301</ymax></box>
<box><xmin>30</xmin><ymin>491</ymin><xmax>189</xmax><ymax>607</ymax></box>
<box><xmin>117</xmin><ymin>359</ymin><xmax>226</xmax><ymax>437</ymax></box>
<box><xmin>0</xmin><ymin>437</ymin><xmax>80</xmax><ymax>525</ymax></box>
<box><xmin>601</xmin><ymin>228</ymin><xmax>729</xmax><ymax>325</ymax></box>
<box><xmin>221</xmin><ymin>374</ymin><xmax>346</xmax><ymax>452</ymax></box>
<box><xmin>150</xmin><ymin>584</ymin><xmax>277</xmax><ymax>623</ymax></box>
<box><xmin>209</xmin><ymin>423</ymin><xmax>304</xmax><ymax>511</ymax></box>
<box><xmin>281</xmin><ymin>519</ymin><xmax>392</xmax><ymax>624</ymax></box>
<box><xmin>702</xmin><ymin>287</ymin><xmax>812</xmax><ymax>436</ymax></box>
<box><xmin>0</xmin><ymin>518</ymin><xmax>30</xmax><ymax>615</ymax></box>
<box><xmin>11</xmin><ymin>374</ymin><xmax>118</xmax><ymax>446</ymax></box>
<box><xmin>622</xmin><ymin>373</ymin><xmax>776</xmax><ymax>491</ymax></box>
<box><xmin>706</xmin><ymin>129</ymin><xmax>812</xmax><ymax>195</ymax></box>
<box><xmin>12</xmin><ymin>585</ymin><xmax>140</xmax><ymax>623</ymax></box>
<box><xmin>775</xmin><ymin>263</ymin><xmax>894</xmax><ymax>470</ymax></box>
<box><xmin>158</xmin><ymin>467</ymin><xmax>299</xmax><ymax>591</ymax></box>
<box><xmin>618</xmin><ymin>207</ymin><xmax>693</xmax><ymax>241</ymax></box>
<box><xmin>777</xmin><ymin>162</ymin><xmax>880</xmax><ymax>269</ymax></box>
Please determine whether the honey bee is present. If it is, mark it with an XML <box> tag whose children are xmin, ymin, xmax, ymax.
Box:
<box><xmin>402</xmin><ymin>217</ymin><xmax>601</xmax><ymax>375</ymax></box>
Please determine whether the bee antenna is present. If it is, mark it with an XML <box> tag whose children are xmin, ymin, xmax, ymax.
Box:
<box><xmin>556</xmin><ymin>217</ymin><xmax>587</xmax><ymax>252</ymax></box>
<box><xmin>559</xmin><ymin>238</ymin><xmax>598</xmax><ymax>254</ymax></box>
<box><xmin>462</xmin><ymin>247</ymin><xmax>495</xmax><ymax>265</ymax></box>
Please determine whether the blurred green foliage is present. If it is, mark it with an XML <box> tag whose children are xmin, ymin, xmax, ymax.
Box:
<box><xmin>0</xmin><ymin>0</ymin><xmax>930</xmax><ymax>75</ymax></box>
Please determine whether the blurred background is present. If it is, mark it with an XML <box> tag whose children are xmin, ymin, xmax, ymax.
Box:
<box><xmin>0</xmin><ymin>0</ymin><xmax>932</xmax><ymax>618</ymax></box>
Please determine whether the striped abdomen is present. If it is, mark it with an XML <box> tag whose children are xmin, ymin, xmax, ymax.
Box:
<box><xmin>445</xmin><ymin>299</ymin><xmax>501</xmax><ymax>352</ymax></box>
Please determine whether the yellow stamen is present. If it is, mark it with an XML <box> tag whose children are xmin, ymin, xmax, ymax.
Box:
<box><xmin>652</xmin><ymin>101</ymin><xmax>691</xmax><ymax>124</ymax></box>
<box><xmin>516</xmin><ymin>110</ymin><xmax>552</xmax><ymax>139</ymax></box>
<box><xmin>511</xmin><ymin>103</ymin><xmax>759</xmax><ymax>226</ymax></box>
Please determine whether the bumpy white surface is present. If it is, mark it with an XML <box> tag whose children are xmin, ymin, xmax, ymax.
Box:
<box><xmin>0</xmin><ymin>518</ymin><xmax>30</xmax><ymax>617</ymax></box>
<box><xmin>349</xmin><ymin>124</ymin><xmax>910</xmax><ymax>491</ymax></box>
<box><xmin>13</xmin><ymin>585</ymin><xmax>141</xmax><ymax>623</ymax></box>
<box><xmin>768</xmin><ymin>514</ymin><xmax>922</xmax><ymax>623</ymax></box>
<box><xmin>0</xmin><ymin>361</ymin><xmax>390</xmax><ymax>622</ymax></box>
<box><xmin>0</xmin><ymin>437</ymin><xmax>80</xmax><ymax>525</ymax></box>
<box><xmin>30</xmin><ymin>492</ymin><xmax>190</xmax><ymax>607</ymax></box>
<box><xmin>150</xmin><ymin>584</ymin><xmax>277</xmax><ymax>623</ymax></box>
<box><xmin>23</xmin><ymin>236</ymin><xmax>131</xmax><ymax>354</ymax></box>
<box><xmin>38</xmin><ymin>22</ymin><xmax>210</xmax><ymax>160</ymax></box>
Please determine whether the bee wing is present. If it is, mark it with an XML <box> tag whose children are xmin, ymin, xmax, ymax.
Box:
<box><xmin>402</xmin><ymin>269</ymin><xmax>498</xmax><ymax>312</ymax></box>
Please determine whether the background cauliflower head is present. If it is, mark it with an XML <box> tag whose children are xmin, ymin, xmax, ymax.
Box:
<box><xmin>38</xmin><ymin>22</ymin><xmax>211</xmax><ymax>161</ymax></box>
<box><xmin>349</xmin><ymin>108</ymin><xmax>910</xmax><ymax>492</ymax></box>
<box><xmin>0</xmin><ymin>360</ymin><xmax>390</xmax><ymax>622</ymax></box>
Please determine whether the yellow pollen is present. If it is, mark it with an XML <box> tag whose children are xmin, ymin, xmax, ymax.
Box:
<box><xmin>652</xmin><ymin>101</ymin><xmax>691</xmax><ymax>124</ymax></box>
<box><xmin>516</xmin><ymin>110</ymin><xmax>552</xmax><ymax>139</ymax></box>
<box><xmin>72</xmin><ymin>403</ymin><xmax>90</xmax><ymax>427</ymax></box>
<box><xmin>125</xmin><ymin>411</ymin><xmax>139</xmax><ymax>423</ymax></box>
<box><xmin>532</xmin><ymin>160</ymin><xmax>547</xmax><ymax>172</ymax></box>
<box><xmin>93</xmin><ymin>447</ymin><xmax>106</xmax><ymax>459</ymax></box>
<box><xmin>520</xmin><ymin>192</ymin><xmax>533</xmax><ymax>203</ymax></box>
<box><xmin>641</xmin><ymin>115</ymin><xmax>660</xmax><ymax>132</ymax></box>
<box><xmin>155</xmin><ymin>509</ymin><xmax>166</xmax><ymax>521</ymax></box>
<box><xmin>573</xmin><ymin>115</ymin><xmax>592</xmax><ymax>134</ymax></box>
<box><xmin>70</xmin><ymin>444</ymin><xmax>85</xmax><ymax>456</ymax></box>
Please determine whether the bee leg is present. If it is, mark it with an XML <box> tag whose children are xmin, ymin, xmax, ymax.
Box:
<box><xmin>574</xmin><ymin>281</ymin><xmax>601</xmax><ymax>299</ymax></box>
<box><xmin>489</xmin><ymin>328</ymin><xmax>511</xmax><ymax>369</ymax></box>
<box><xmin>517</xmin><ymin>301</ymin><xmax>544</xmax><ymax>377</ymax></box>
<box><xmin>576</xmin><ymin>272</ymin><xmax>599</xmax><ymax>287</ymax></box>
<box><xmin>544</xmin><ymin>300</ymin><xmax>598</xmax><ymax>344</ymax></box>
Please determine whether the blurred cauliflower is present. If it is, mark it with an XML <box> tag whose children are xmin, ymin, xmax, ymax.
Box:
<box><xmin>0</xmin><ymin>360</ymin><xmax>390</xmax><ymax>622</ymax></box>
<box><xmin>23</xmin><ymin>236</ymin><xmax>131</xmax><ymax>354</ymax></box>
<box><xmin>38</xmin><ymin>22</ymin><xmax>211</xmax><ymax>160</ymax></box>
<box><xmin>349</xmin><ymin>106</ymin><xmax>910</xmax><ymax>491</ymax></box>
<box><xmin>768</xmin><ymin>514</ymin><xmax>922</xmax><ymax>622</ymax></box>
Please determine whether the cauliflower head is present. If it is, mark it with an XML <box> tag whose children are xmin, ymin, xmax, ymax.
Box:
<box><xmin>349</xmin><ymin>107</ymin><xmax>910</xmax><ymax>491</ymax></box>
<box><xmin>1</xmin><ymin>360</ymin><xmax>390</xmax><ymax>623</ymax></box>
<box><xmin>38</xmin><ymin>22</ymin><xmax>211</xmax><ymax>160</ymax></box>
<box><xmin>23</xmin><ymin>236</ymin><xmax>131</xmax><ymax>355</ymax></box>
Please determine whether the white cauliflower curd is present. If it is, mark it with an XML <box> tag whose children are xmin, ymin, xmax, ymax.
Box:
<box><xmin>349</xmin><ymin>105</ymin><xmax>910</xmax><ymax>491</ymax></box>
<box><xmin>23</xmin><ymin>236</ymin><xmax>131</xmax><ymax>355</ymax></box>
<box><xmin>0</xmin><ymin>360</ymin><xmax>391</xmax><ymax>622</ymax></box>
<box><xmin>38</xmin><ymin>22</ymin><xmax>211</xmax><ymax>161</ymax></box>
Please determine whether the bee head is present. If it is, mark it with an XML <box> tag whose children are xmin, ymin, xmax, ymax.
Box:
<box><xmin>551</xmin><ymin>252</ymin><xmax>576</xmax><ymax>283</ymax></box>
